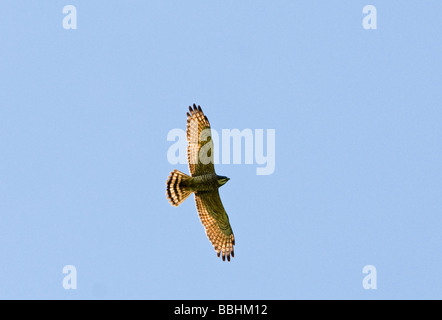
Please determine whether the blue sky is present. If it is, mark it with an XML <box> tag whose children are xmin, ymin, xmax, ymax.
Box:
<box><xmin>0</xmin><ymin>1</ymin><xmax>441</xmax><ymax>299</ymax></box>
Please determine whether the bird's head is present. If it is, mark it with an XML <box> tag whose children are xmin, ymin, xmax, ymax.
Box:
<box><xmin>217</xmin><ymin>176</ymin><xmax>230</xmax><ymax>187</ymax></box>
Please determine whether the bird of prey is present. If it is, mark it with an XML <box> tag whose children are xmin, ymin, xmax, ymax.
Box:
<box><xmin>166</xmin><ymin>104</ymin><xmax>235</xmax><ymax>261</ymax></box>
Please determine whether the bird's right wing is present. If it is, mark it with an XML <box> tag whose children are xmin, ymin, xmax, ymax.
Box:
<box><xmin>194</xmin><ymin>190</ymin><xmax>235</xmax><ymax>261</ymax></box>
<box><xmin>187</xmin><ymin>104</ymin><xmax>215</xmax><ymax>176</ymax></box>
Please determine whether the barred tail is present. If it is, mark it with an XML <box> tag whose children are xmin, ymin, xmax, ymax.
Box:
<box><xmin>166</xmin><ymin>170</ymin><xmax>192</xmax><ymax>207</ymax></box>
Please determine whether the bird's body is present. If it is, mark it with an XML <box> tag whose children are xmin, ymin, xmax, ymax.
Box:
<box><xmin>186</xmin><ymin>174</ymin><xmax>225</xmax><ymax>192</ymax></box>
<box><xmin>166</xmin><ymin>105</ymin><xmax>235</xmax><ymax>261</ymax></box>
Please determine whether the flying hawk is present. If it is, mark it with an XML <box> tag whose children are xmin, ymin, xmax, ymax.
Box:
<box><xmin>166</xmin><ymin>104</ymin><xmax>235</xmax><ymax>261</ymax></box>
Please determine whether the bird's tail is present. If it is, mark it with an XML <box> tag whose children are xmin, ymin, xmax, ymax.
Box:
<box><xmin>166</xmin><ymin>169</ymin><xmax>193</xmax><ymax>207</ymax></box>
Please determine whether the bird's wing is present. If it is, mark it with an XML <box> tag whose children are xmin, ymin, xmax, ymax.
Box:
<box><xmin>194</xmin><ymin>190</ymin><xmax>235</xmax><ymax>261</ymax></box>
<box><xmin>187</xmin><ymin>104</ymin><xmax>215</xmax><ymax>176</ymax></box>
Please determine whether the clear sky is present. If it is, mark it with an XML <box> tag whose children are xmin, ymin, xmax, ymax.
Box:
<box><xmin>0</xmin><ymin>1</ymin><xmax>441</xmax><ymax>300</ymax></box>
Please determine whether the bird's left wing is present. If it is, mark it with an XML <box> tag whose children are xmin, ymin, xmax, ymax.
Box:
<box><xmin>194</xmin><ymin>190</ymin><xmax>235</xmax><ymax>261</ymax></box>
